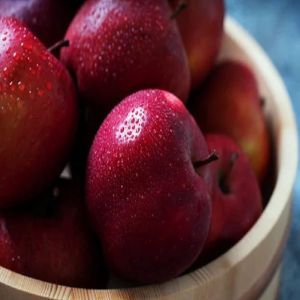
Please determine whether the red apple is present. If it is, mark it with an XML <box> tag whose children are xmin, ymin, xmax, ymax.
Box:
<box><xmin>0</xmin><ymin>0</ymin><xmax>83</xmax><ymax>47</ymax></box>
<box><xmin>61</xmin><ymin>0</ymin><xmax>190</xmax><ymax>113</ymax></box>
<box><xmin>195</xmin><ymin>134</ymin><xmax>263</xmax><ymax>266</ymax></box>
<box><xmin>0</xmin><ymin>179</ymin><xmax>107</xmax><ymax>287</ymax></box>
<box><xmin>0</xmin><ymin>17</ymin><xmax>78</xmax><ymax>207</ymax></box>
<box><xmin>189</xmin><ymin>60</ymin><xmax>270</xmax><ymax>182</ymax></box>
<box><xmin>86</xmin><ymin>89</ymin><xmax>212</xmax><ymax>284</ymax></box>
<box><xmin>169</xmin><ymin>0</ymin><xmax>224</xmax><ymax>88</ymax></box>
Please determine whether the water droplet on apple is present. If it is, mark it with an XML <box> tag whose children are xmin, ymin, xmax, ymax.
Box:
<box><xmin>116</xmin><ymin>106</ymin><xmax>147</xmax><ymax>143</ymax></box>
<box><xmin>18</xmin><ymin>81</ymin><xmax>25</xmax><ymax>91</ymax></box>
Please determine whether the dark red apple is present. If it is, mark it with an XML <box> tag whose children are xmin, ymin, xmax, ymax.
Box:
<box><xmin>86</xmin><ymin>89</ymin><xmax>212</xmax><ymax>284</ymax></box>
<box><xmin>61</xmin><ymin>0</ymin><xmax>190</xmax><ymax>113</ymax></box>
<box><xmin>0</xmin><ymin>17</ymin><xmax>78</xmax><ymax>207</ymax></box>
<box><xmin>0</xmin><ymin>179</ymin><xmax>107</xmax><ymax>288</ymax></box>
<box><xmin>189</xmin><ymin>60</ymin><xmax>270</xmax><ymax>182</ymax></box>
<box><xmin>0</xmin><ymin>0</ymin><xmax>83</xmax><ymax>47</ymax></box>
<box><xmin>169</xmin><ymin>0</ymin><xmax>224</xmax><ymax>88</ymax></box>
<box><xmin>195</xmin><ymin>134</ymin><xmax>263</xmax><ymax>266</ymax></box>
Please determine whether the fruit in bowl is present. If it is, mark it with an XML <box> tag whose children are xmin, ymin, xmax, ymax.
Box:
<box><xmin>86</xmin><ymin>89</ymin><xmax>214</xmax><ymax>283</ymax></box>
<box><xmin>0</xmin><ymin>0</ymin><xmax>83</xmax><ymax>47</ymax></box>
<box><xmin>0</xmin><ymin>179</ymin><xmax>107</xmax><ymax>288</ymax></box>
<box><xmin>0</xmin><ymin>17</ymin><xmax>78</xmax><ymax>207</ymax></box>
<box><xmin>0</xmin><ymin>1</ymin><xmax>297</xmax><ymax>299</ymax></box>
<box><xmin>194</xmin><ymin>133</ymin><xmax>263</xmax><ymax>267</ymax></box>
<box><xmin>189</xmin><ymin>60</ymin><xmax>270</xmax><ymax>183</ymax></box>
<box><xmin>168</xmin><ymin>0</ymin><xmax>225</xmax><ymax>88</ymax></box>
<box><xmin>61</xmin><ymin>0</ymin><xmax>191</xmax><ymax>114</ymax></box>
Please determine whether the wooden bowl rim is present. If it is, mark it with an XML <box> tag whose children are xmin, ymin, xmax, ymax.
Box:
<box><xmin>0</xmin><ymin>17</ymin><xmax>298</xmax><ymax>300</ymax></box>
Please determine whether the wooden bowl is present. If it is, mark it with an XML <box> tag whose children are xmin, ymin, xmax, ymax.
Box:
<box><xmin>0</xmin><ymin>17</ymin><xmax>298</xmax><ymax>300</ymax></box>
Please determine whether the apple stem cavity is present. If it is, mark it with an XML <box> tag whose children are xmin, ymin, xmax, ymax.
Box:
<box><xmin>219</xmin><ymin>152</ymin><xmax>239</xmax><ymax>194</ymax></box>
<box><xmin>193</xmin><ymin>150</ymin><xmax>218</xmax><ymax>169</ymax></box>
<box><xmin>170</xmin><ymin>1</ymin><xmax>189</xmax><ymax>20</ymax></box>
<box><xmin>48</xmin><ymin>39</ymin><xmax>70</xmax><ymax>54</ymax></box>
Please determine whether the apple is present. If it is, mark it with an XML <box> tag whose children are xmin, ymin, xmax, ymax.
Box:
<box><xmin>168</xmin><ymin>0</ymin><xmax>224</xmax><ymax>88</ymax></box>
<box><xmin>0</xmin><ymin>179</ymin><xmax>107</xmax><ymax>287</ymax></box>
<box><xmin>0</xmin><ymin>17</ymin><xmax>78</xmax><ymax>207</ymax></box>
<box><xmin>189</xmin><ymin>60</ymin><xmax>270</xmax><ymax>182</ymax></box>
<box><xmin>86</xmin><ymin>89</ymin><xmax>213</xmax><ymax>284</ymax></box>
<box><xmin>194</xmin><ymin>134</ymin><xmax>263</xmax><ymax>266</ymax></box>
<box><xmin>0</xmin><ymin>0</ymin><xmax>83</xmax><ymax>47</ymax></box>
<box><xmin>61</xmin><ymin>0</ymin><xmax>190</xmax><ymax>113</ymax></box>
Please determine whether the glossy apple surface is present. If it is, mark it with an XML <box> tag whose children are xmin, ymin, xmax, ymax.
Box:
<box><xmin>0</xmin><ymin>17</ymin><xmax>78</xmax><ymax>207</ymax></box>
<box><xmin>61</xmin><ymin>0</ymin><xmax>190</xmax><ymax>113</ymax></box>
<box><xmin>0</xmin><ymin>0</ymin><xmax>83</xmax><ymax>47</ymax></box>
<box><xmin>189</xmin><ymin>60</ymin><xmax>270</xmax><ymax>182</ymax></box>
<box><xmin>169</xmin><ymin>0</ymin><xmax>224</xmax><ymax>88</ymax></box>
<box><xmin>0</xmin><ymin>180</ymin><xmax>107</xmax><ymax>287</ymax></box>
<box><xmin>86</xmin><ymin>89</ymin><xmax>212</xmax><ymax>284</ymax></box>
<box><xmin>195</xmin><ymin>134</ymin><xmax>263</xmax><ymax>266</ymax></box>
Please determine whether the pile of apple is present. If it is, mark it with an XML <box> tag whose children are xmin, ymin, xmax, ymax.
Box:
<box><xmin>0</xmin><ymin>0</ymin><xmax>271</xmax><ymax>288</ymax></box>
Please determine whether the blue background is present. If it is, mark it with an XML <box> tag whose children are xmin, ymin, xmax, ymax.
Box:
<box><xmin>227</xmin><ymin>1</ymin><xmax>300</xmax><ymax>298</ymax></box>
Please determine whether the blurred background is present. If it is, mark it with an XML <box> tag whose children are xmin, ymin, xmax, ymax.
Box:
<box><xmin>227</xmin><ymin>1</ymin><xmax>300</xmax><ymax>298</ymax></box>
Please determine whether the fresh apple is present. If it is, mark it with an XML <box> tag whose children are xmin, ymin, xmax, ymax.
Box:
<box><xmin>168</xmin><ymin>0</ymin><xmax>224</xmax><ymax>88</ymax></box>
<box><xmin>195</xmin><ymin>134</ymin><xmax>263</xmax><ymax>266</ymax></box>
<box><xmin>0</xmin><ymin>179</ymin><xmax>107</xmax><ymax>287</ymax></box>
<box><xmin>189</xmin><ymin>60</ymin><xmax>270</xmax><ymax>182</ymax></box>
<box><xmin>86</xmin><ymin>89</ymin><xmax>213</xmax><ymax>284</ymax></box>
<box><xmin>61</xmin><ymin>0</ymin><xmax>190</xmax><ymax>113</ymax></box>
<box><xmin>0</xmin><ymin>0</ymin><xmax>83</xmax><ymax>47</ymax></box>
<box><xmin>0</xmin><ymin>17</ymin><xmax>78</xmax><ymax>207</ymax></box>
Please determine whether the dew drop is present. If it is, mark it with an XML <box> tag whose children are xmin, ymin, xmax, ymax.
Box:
<box><xmin>18</xmin><ymin>81</ymin><xmax>25</xmax><ymax>91</ymax></box>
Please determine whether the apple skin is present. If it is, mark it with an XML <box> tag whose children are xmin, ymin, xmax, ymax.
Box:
<box><xmin>0</xmin><ymin>17</ymin><xmax>78</xmax><ymax>207</ymax></box>
<box><xmin>169</xmin><ymin>0</ymin><xmax>224</xmax><ymax>88</ymax></box>
<box><xmin>189</xmin><ymin>60</ymin><xmax>270</xmax><ymax>182</ymax></box>
<box><xmin>61</xmin><ymin>0</ymin><xmax>190</xmax><ymax>113</ymax></box>
<box><xmin>194</xmin><ymin>134</ymin><xmax>263</xmax><ymax>266</ymax></box>
<box><xmin>0</xmin><ymin>179</ymin><xmax>107</xmax><ymax>288</ymax></box>
<box><xmin>86</xmin><ymin>89</ymin><xmax>212</xmax><ymax>284</ymax></box>
<box><xmin>0</xmin><ymin>0</ymin><xmax>83</xmax><ymax>47</ymax></box>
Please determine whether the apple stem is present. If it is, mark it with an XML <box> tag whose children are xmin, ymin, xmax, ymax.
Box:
<box><xmin>193</xmin><ymin>151</ymin><xmax>218</xmax><ymax>169</ymax></box>
<box><xmin>48</xmin><ymin>39</ymin><xmax>70</xmax><ymax>54</ymax></box>
<box><xmin>170</xmin><ymin>1</ymin><xmax>189</xmax><ymax>20</ymax></box>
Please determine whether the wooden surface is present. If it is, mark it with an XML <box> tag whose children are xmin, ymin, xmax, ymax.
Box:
<box><xmin>227</xmin><ymin>3</ymin><xmax>300</xmax><ymax>298</ymax></box>
<box><xmin>0</xmin><ymin>17</ymin><xmax>297</xmax><ymax>300</ymax></box>
<box><xmin>259</xmin><ymin>265</ymin><xmax>281</xmax><ymax>300</ymax></box>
